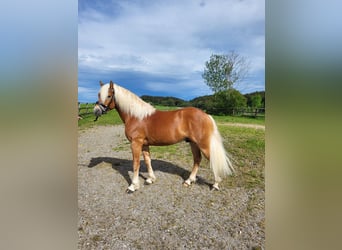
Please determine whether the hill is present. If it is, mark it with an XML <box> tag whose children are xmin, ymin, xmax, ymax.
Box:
<box><xmin>141</xmin><ymin>95</ymin><xmax>190</xmax><ymax>107</ymax></box>
<box><xmin>141</xmin><ymin>91</ymin><xmax>265</xmax><ymax>108</ymax></box>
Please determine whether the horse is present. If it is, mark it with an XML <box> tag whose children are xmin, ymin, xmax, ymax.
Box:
<box><xmin>94</xmin><ymin>80</ymin><xmax>234</xmax><ymax>193</ymax></box>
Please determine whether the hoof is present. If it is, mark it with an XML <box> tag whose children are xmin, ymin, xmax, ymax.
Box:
<box><xmin>212</xmin><ymin>183</ymin><xmax>220</xmax><ymax>191</ymax></box>
<box><xmin>145</xmin><ymin>178</ymin><xmax>154</xmax><ymax>185</ymax></box>
<box><xmin>183</xmin><ymin>179</ymin><xmax>192</xmax><ymax>187</ymax></box>
<box><xmin>126</xmin><ymin>189</ymin><xmax>134</xmax><ymax>194</ymax></box>
<box><xmin>126</xmin><ymin>184</ymin><xmax>136</xmax><ymax>193</ymax></box>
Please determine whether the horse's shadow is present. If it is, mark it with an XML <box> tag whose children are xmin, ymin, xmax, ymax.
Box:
<box><xmin>88</xmin><ymin>157</ymin><xmax>212</xmax><ymax>188</ymax></box>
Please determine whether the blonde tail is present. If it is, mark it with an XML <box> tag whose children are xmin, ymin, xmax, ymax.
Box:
<box><xmin>208</xmin><ymin>115</ymin><xmax>234</xmax><ymax>189</ymax></box>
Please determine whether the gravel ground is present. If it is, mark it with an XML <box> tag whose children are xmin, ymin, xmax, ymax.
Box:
<box><xmin>78</xmin><ymin>125</ymin><xmax>264</xmax><ymax>249</ymax></box>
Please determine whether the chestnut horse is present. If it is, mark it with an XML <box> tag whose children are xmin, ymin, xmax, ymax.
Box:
<box><xmin>94</xmin><ymin>81</ymin><xmax>234</xmax><ymax>193</ymax></box>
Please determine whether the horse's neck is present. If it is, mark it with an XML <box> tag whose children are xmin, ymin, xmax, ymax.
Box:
<box><xmin>115</xmin><ymin>104</ymin><xmax>130</xmax><ymax>124</ymax></box>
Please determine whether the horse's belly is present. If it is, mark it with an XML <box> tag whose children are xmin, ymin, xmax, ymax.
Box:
<box><xmin>145</xmin><ymin>131</ymin><xmax>185</xmax><ymax>146</ymax></box>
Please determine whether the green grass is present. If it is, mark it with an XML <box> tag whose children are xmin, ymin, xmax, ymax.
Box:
<box><xmin>78</xmin><ymin>109</ymin><xmax>122</xmax><ymax>129</ymax></box>
<box><xmin>219</xmin><ymin>125</ymin><xmax>265</xmax><ymax>188</ymax></box>
<box><xmin>154</xmin><ymin>105</ymin><xmax>179</xmax><ymax>111</ymax></box>
<box><xmin>212</xmin><ymin>115</ymin><xmax>265</xmax><ymax>125</ymax></box>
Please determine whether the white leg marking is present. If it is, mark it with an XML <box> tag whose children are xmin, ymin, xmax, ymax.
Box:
<box><xmin>127</xmin><ymin>178</ymin><xmax>140</xmax><ymax>192</ymax></box>
<box><xmin>132</xmin><ymin>176</ymin><xmax>140</xmax><ymax>188</ymax></box>
<box><xmin>145</xmin><ymin>172</ymin><xmax>156</xmax><ymax>184</ymax></box>
<box><xmin>150</xmin><ymin>172</ymin><xmax>156</xmax><ymax>181</ymax></box>
<box><xmin>183</xmin><ymin>179</ymin><xmax>192</xmax><ymax>187</ymax></box>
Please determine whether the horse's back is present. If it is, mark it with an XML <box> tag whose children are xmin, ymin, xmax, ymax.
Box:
<box><xmin>151</xmin><ymin>107</ymin><xmax>210</xmax><ymax>126</ymax></box>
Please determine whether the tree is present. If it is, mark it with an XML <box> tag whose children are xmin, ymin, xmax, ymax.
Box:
<box><xmin>202</xmin><ymin>51</ymin><xmax>250</xmax><ymax>93</ymax></box>
<box><xmin>250</xmin><ymin>94</ymin><xmax>262</xmax><ymax>108</ymax></box>
<box><xmin>214</xmin><ymin>89</ymin><xmax>247</xmax><ymax>115</ymax></box>
<box><xmin>202</xmin><ymin>52</ymin><xmax>250</xmax><ymax>115</ymax></box>
<box><xmin>190</xmin><ymin>95</ymin><xmax>216</xmax><ymax>113</ymax></box>
<box><xmin>245</xmin><ymin>91</ymin><xmax>265</xmax><ymax>108</ymax></box>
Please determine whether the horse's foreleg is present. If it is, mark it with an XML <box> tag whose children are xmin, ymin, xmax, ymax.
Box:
<box><xmin>127</xmin><ymin>140</ymin><xmax>143</xmax><ymax>193</ymax></box>
<box><xmin>142</xmin><ymin>145</ymin><xmax>156</xmax><ymax>184</ymax></box>
<box><xmin>184</xmin><ymin>142</ymin><xmax>202</xmax><ymax>187</ymax></box>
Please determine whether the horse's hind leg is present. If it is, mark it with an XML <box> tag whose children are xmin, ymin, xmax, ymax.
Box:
<box><xmin>142</xmin><ymin>145</ymin><xmax>156</xmax><ymax>184</ymax></box>
<box><xmin>184</xmin><ymin>142</ymin><xmax>202</xmax><ymax>187</ymax></box>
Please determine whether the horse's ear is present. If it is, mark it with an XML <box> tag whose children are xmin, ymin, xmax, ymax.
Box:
<box><xmin>110</xmin><ymin>80</ymin><xmax>114</xmax><ymax>89</ymax></box>
<box><xmin>99</xmin><ymin>81</ymin><xmax>104</xmax><ymax>86</ymax></box>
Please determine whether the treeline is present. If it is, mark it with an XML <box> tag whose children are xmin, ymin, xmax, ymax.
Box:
<box><xmin>141</xmin><ymin>90</ymin><xmax>265</xmax><ymax>115</ymax></box>
<box><xmin>140</xmin><ymin>95</ymin><xmax>190</xmax><ymax>107</ymax></box>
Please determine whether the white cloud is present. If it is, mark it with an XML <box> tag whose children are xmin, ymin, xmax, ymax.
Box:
<box><xmin>78</xmin><ymin>86</ymin><xmax>97</xmax><ymax>102</ymax></box>
<box><xmin>78</xmin><ymin>0</ymin><xmax>264</xmax><ymax>100</ymax></box>
<box><xmin>79</xmin><ymin>0</ymin><xmax>264</xmax><ymax>73</ymax></box>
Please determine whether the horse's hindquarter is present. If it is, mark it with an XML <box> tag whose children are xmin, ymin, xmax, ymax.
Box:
<box><xmin>144</xmin><ymin>108</ymin><xmax>212</xmax><ymax>146</ymax></box>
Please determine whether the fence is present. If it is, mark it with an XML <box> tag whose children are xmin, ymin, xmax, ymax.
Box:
<box><xmin>231</xmin><ymin>107</ymin><xmax>265</xmax><ymax>117</ymax></box>
<box><xmin>78</xmin><ymin>102</ymin><xmax>95</xmax><ymax>117</ymax></box>
<box><xmin>204</xmin><ymin>107</ymin><xmax>265</xmax><ymax>117</ymax></box>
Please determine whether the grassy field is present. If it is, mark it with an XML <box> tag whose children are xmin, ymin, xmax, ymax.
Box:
<box><xmin>78</xmin><ymin>105</ymin><xmax>264</xmax><ymax>190</ymax></box>
<box><xmin>213</xmin><ymin>115</ymin><xmax>265</xmax><ymax>125</ymax></box>
<box><xmin>220</xmin><ymin>125</ymin><xmax>264</xmax><ymax>188</ymax></box>
<box><xmin>78</xmin><ymin>109</ymin><xmax>122</xmax><ymax>129</ymax></box>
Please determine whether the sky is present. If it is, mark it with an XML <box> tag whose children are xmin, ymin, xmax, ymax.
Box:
<box><xmin>78</xmin><ymin>0</ymin><xmax>265</xmax><ymax>102</ymax></box>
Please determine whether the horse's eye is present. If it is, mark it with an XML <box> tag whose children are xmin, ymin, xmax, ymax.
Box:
<box><xmin>107</xmin><ymin>95</ymin><xmax>111</xmax><ymax>98</ymax></box>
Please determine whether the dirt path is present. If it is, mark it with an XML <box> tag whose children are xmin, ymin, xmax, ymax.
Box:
<box><xmin>78</xmin><ymin>125</ymin><xmax>264</xmax><ymax>249</ymax></box>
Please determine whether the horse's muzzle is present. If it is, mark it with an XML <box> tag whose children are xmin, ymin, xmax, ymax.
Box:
<box><xmin>93</xmin><ymin>103</ymin><xmax>108</xmax><ymax>121</ymax></box>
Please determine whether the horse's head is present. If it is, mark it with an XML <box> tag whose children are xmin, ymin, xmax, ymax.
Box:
<box><xmin>93</xmin><ymin>80</ymin><xmax>116</xmax><ymax>119</ymax></box>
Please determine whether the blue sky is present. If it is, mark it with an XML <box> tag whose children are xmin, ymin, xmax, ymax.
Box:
<box><xmin>78</xmin><ymin>0</ymin><xmax>264</xmax><ymax>102</ymax></box>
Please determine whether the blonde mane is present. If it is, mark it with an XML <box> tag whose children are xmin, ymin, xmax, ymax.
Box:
<box><xmin>101</xmin><ymin>83</ymin><xmax>156</xmax><ymax>120</ymax></box>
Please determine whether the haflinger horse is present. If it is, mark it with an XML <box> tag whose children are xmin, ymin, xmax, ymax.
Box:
<box><xmin>94</xmin><ymin>80</ymin><xmax>234</xmax><ymax>193</ymax></box>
